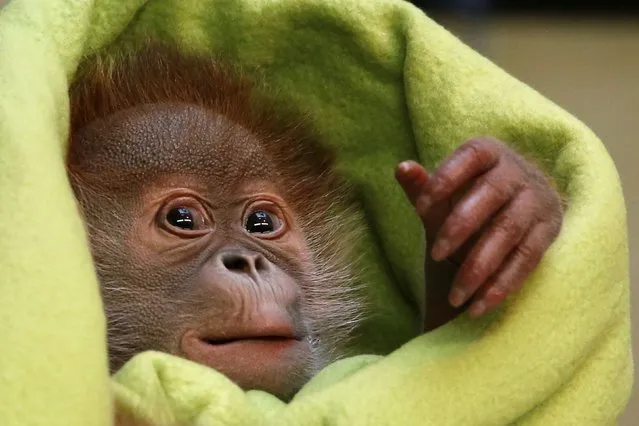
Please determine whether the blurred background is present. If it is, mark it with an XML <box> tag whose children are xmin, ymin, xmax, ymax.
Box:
<box><xmin>408</xmin><ymin>1</ymin><xmax>638</xmax><ymax>423</ymax></box>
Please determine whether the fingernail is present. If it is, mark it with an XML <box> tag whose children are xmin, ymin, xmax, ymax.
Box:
<box><xmin>470</xmin><ymin>301</ymin><xmax>486</xmax><ymax>317</ymax></box>
<box><xmin>397</xmin><ymin>161</ymin><xmax>412</xmax><ymax>173</ymax></box>
<box><xmin>431</xmin><ymin>239</ymin><xmax>449</xmax><ymax>261</ymax></box>
<box><xmin>449</xmin><ymin>288</ymin><xmax>466</xmax><ymax>307</ymax></box>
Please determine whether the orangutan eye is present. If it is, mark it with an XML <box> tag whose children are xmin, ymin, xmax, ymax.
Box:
<box><xmin>159</xmin><ymin>198</ymin><xmax>211</xmax><ymax>237</ymax></box>
<box><xmin>245</xmin><ymin>210</ymin><xmax>283</xmax><ymax>234</ymax></box>
<box><xmin>166</xmin><ymin>207</ymin><xmax>196</xmax><ymax>230</ymax></box>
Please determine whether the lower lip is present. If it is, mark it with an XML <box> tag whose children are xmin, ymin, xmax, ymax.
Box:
<box><xmin>180</xmin><ymin>335</ymin><xmax>313</xmax><ymax>396</ymax></box>
<box><xmin>183</xmin><ymin>334</ymin><xmax>308</xmax><ymax>366</ymax></box>
<box><xmin>205</xmin><ymin>337</ymin><xmax>301</xmax><ymax>354</ymax></box>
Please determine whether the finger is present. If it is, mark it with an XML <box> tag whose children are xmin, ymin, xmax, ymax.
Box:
<box><xmin>430</xmin><ymin>166</ymin><xmax>522</xmax><ymax>261</ymax></box>
<box><xmin>426</xmin><ymin>138</ymin><xmax>502</xmax><ymax>208</ymax></box>
<box><xmin>422</xmin><ymin>199</ymin><xmax>455</xmax><ymax>244</ymax></box>
<box><xmin>467</xmin><ymin>221</ymin><xmax>556</xmax><ymax>317</ymax></box>
<box><xmin>465</xmin><ymin>281</ymin><xmax>506</xmax><ymax>319</ymax></box>
<box><xmin>395</xmin><ymin>161</ymin><xmax>432</xmax><ymax>219</ymax></box>
<box><xmin>395</xmin><ymin>161</ymin><xmax>428</xmax><ymax>203</ymax></box>
<box><xmin>447</xmin><ymin>190</ymin><xmax>537</xmax><ymax>307</ymax></box>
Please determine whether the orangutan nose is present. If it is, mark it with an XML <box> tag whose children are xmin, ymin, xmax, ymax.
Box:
<box><xmin>219</xmin><ymin>250</ymin><xmax>267</xmax><ymax>274</ymax></box>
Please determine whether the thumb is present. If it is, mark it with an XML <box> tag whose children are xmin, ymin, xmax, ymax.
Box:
<box><xmin>395</xmin><ymin>161</ymin><xmax>432</xmax><ymax>217</ymax></box>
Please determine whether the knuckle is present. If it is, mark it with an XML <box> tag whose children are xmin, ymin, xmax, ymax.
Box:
<box><xmin>544</xmin><ymin>214</ymin><xmax>563</xmax><ymax>240</ymax></box>
<box><xmin>414</xmin><ymin>195</ymin><xmax>431</xmax><ymax>218</ymax></box>
<box><xmin>548</xmin><ymin>189</ymin><xmax>564</xmax><ymax>213</ymax></box>
<box><xmin>479</xmin><ymin>173</ymin><xmax>514</xmax><ymax>201</ymax></box>
<box><xmin>432</xmin><ymin>172</ymin><xmax>457</xmax><ymax>197</ymax></box>
<box><xmin>471</xmin><ymin>137</ymin><xmax>508</xmax><ymax>159</ymax></box>
<box><xmin>493</xmin><ymin>200</ymin><xmax>531</xmax><ymax>235</ymax></box>
<box><xmin>460</xmin><ymin>261</ymin><xmax>489</xmax><ymax>289</ymax></box>
<box><xmin>492</xmin><ymin>215</ymin><xmax>522</xmax><ymax>239</ymax></box>
<box><xmin>515</xmin><ymin>241</ymin><xmax>543</xmax><ymax>265</ymax></box>
<box><xmin>489</xmin><ymin>278</ymin><xmax>508</xmax><ymax>292</ymax></box>
<box><xmin>466</xmin><ymin>136</ymin><xmax>502</xmax><ymax>150</ymax></box>
<box><xmin>463</xmin><ymin>138</ymin><xmax>494</xmax><ymax>163</ymax></box>
<box><xmin>486</xmin><ymin>284</ymin><xmax>509</xmax><ymax>302</ymax></box>
<box><xmin>458</xmin><ymin>139</ymin><xmax>495</xmax><ymax>165</ymax></box>
<box><xmin>490</xmin><ymin>270</ymin><xmax>520</xmax><ymax>292</ymax></box>
<box><xmin>493</xmin><ymin>278</ymin><xmax>518</xmax><ymax>293</ymax></box>
<box><xmin>551</xmin><ymin>216</ymin><xmax>563</xmax><ymax>236</ymax></box>
<box><xmin>534</xmin><ymin>191</ymin><xmax>564</xmax><ymax>223</ymax></box>
<box><xmin>442</xmin><ymin>211</ymin><xmax>473</xmax><ymax>240</ymax></box>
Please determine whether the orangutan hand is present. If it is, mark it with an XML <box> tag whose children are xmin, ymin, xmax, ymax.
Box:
<box><xmin>396</xmin><ymin>137</ymin><xmax>563</xmax><ymax>318</ymax></box>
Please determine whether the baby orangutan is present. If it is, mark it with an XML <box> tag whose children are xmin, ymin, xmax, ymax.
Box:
<box><xmin>66</xmin><ymin>45</ymin><xmax>563</xmax><ymax>406</ymax></box>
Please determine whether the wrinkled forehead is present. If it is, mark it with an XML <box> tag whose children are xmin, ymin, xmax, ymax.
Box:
<box><xmin>69</xmin><ymin>103</ymin><xmax>274</xmax><ymax>186</ymax></box>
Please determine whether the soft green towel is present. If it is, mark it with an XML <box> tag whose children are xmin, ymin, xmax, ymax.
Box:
<box><xmin>0</xmin><ymin>0</ymin><xmax>632</xmax><ymax>425</ymax></box>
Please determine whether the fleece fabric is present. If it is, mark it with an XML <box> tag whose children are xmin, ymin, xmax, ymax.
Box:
<box><xmin>0</xmin><ymin>0</ymin><xmax>631</xmax><ymax>425</ymax></box>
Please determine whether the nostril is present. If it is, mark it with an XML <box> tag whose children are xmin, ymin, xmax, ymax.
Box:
<box><xmin>254</xmin><ymin>255</ymin><xmax>267</xmax><ymax>271</ymax></box>
<box><xmin>222</xmin><ymin>254</ymin><xmax>251</xmax><ymax>272</ymax></box>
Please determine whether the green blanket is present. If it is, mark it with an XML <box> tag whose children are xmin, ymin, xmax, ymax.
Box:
<box><xmin>0</xmin><ymin>0</ymin><xmax>632</xmax><ymax>425</ymax></box>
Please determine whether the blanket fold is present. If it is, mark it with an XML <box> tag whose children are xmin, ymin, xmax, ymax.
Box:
<box><xmin>0</xmin><ymin>0</ymin><xmax>631</xmax><ymax>425</ymax></box>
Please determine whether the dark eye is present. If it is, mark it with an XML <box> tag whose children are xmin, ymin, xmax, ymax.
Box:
<box><xmin>159</xmin><ymin>196</ymin><xmax>211</xmax><ymax>237</ymax></box>
<box><xmin>245</xmin><ymin>210</ymin><xmax>277</xmax><ymax>234</ymax></box>
<box><xmin>166</xmin><ymin>207</ymin><xmax>196</xmax><ymax>230</ymax></box>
